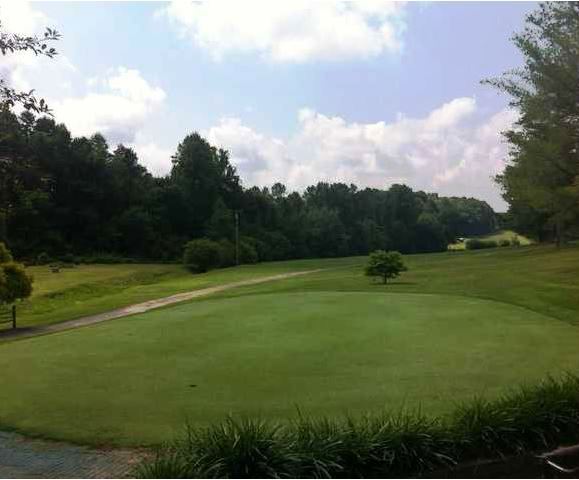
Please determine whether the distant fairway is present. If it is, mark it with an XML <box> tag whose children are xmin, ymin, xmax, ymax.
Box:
<box><xmin>1</xmin><ymin>244</ymin><xmax>578</xmax><ymax>446</ymax></box>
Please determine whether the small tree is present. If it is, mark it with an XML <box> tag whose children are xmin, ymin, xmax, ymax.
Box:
<box><xmin>0</xmin><ymin>242</ymin><xmax>33</xmax><ymax>305</ymax></box>
<box><xmin>183</xmin><ymin>238</ymin><xmax>221</xmax><ymax>273</ymax></box>
<box><xmin>364</xmin><ymin>250</ymin><xmax>407</xmax><ymax>284</ymax></box>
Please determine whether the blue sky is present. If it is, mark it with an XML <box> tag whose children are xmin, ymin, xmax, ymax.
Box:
<box><xmin>1</xmin><ymin>1</ymin><xmax>536</xmax><ymax>210</ymax></box>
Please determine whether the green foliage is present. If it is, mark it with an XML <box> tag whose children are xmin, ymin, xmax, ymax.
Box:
<box><xmin>0</xmin><ymin>242</ymin><xmax>13</xmax><ymax>263</ymax></box>
<box><xmin>0</xmin><ymin>242</ymin><xmax>33</xmax><ymax>304</ymax></box>
<box><xmin>137</xmin><ymin>375</ymin><xmax>579</xmax><ymax>478</ymax></box>
<box><xmin>239</xmin><ymin>238</ymin><xmax>259</xmax><ymax>264</ymax></box>
<box><xmin>486</xmin><ymin>3</ymin><xmax>579</xmax><ymax>244</ymax></box>
<box><xmin>465</xmin><ymin>239</ymin><xmax>499</xmax><ymax>250</ymax></box>
<box><xmin>183</xmin><ymin>238</ymin><xmax>221</xmax><ymax>273</ymax></box>
<box><xmin>206</xmin><ymin>198</ymin><xmax>235</xmax><ymax>241</ymax></box>
<box><xmin>217</xmin><ymin>239</ymin><xmax>235</xmax><ymax>267</ymax></box>
<box><xmin>499</xmin><ymin>239</ymin><xmax>511</xmax><ymax>247</ymax></box>
<box><xmin>135</xmin><ymin>449</ymin><xmax>188</xmax><ymax>479</ymax></box>
<box><xmin>452</xmin><ymin>375</ymin><xmax>579</xmax><ymax>458</ymax></box>
<box><xmin>36</xmin><ymin>252</ymin><xmax>51</xmax><ymax>265</ymax></box>
<box><xmin>0</xmin><ymin>102</ymin><xmax>499</xmax><ymax>261</ymax></box>
<box><xmin>0</xmin><ymin>21</ymin><xmax>60</xmax><ymax>113</ymax></box>
<box><xmin>59</xmin><ymin>253</ymin><xmax>76</xmax><ymax>264</ymax></box>
<box><xmin>364</xmin><ymin>250</ymin><xmax>407</xmax><ymax>284</ymax></box>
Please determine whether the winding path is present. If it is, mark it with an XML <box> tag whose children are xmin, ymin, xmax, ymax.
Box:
<box><xmin>0</xmin><ymin>269</ymin><xmax>322</xmax><ymax>342</ymax></box>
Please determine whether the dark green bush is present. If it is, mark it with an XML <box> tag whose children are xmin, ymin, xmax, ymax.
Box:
<box><xmin>465</xmin><ymin>239</ymin><xmax>499</xmax><ymax>250</ymax></box>
<box><xmin>59</xmin><ymin>253</ymin><xmax>76</xmax><ymax>264</ymax></box>
<box><xmin>183</xmin><ymin>239</ymin><xmax>221</xmax><ymax>273</ymax></box>
<box><xmin>217</xmin><ymin>239</ymin><xmax>236</xmax><ymax>267</ymax></box>
<box><xmin>0</xmin><ymin>242</ymin><xmax>12</xmax><ymax>263</ymax></box>
<box><xmin>499</xmin><ymin>239</ymin><xmax>511</xmax><ymax>247</ymax></box>
<box><xmin>239</xmin><ymin>238</ymin><xmax>259</xmax><ymax>264</ymax></box>
<box><xmin>136</xmin><ymin>375</ymin><xmax>579</xmax><ymax>479</ymax></box>
<box><xmin>36</xmin><ymin>252</ymin><xmax>51</xmax><ymax>265</ymax></box>
<box><xmin>512</xmin><ymin>235</ymin><xmax>521</xmax><ymax>247</ymax></box>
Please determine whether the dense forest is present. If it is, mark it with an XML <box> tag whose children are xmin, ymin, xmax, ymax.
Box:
<box><xmin>0</xmin><ymin>108</ymin><xmax>497</xmax><ymax>263</ymax></box>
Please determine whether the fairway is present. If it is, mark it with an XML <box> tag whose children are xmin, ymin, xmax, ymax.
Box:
<box><xmin>1</xmin><ymin>286</ymin><xmax>579</xmax><ymax>446</ymax></box>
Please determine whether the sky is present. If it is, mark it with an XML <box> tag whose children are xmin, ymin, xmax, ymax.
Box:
<box><xmin>0</xmin><ymin>1</ymin><xmax>536</xmax><ymax>211</ymax></box>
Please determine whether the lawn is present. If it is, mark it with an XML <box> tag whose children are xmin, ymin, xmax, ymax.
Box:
<box><xmin>13</xmin><ymin>257</ymin><xmax>355</xmax><ymax>328</ymax></box>
<box><xmin>0</xmin><ymin>244</ymin><xmax>578</xmax><ymax>446</ymax></box>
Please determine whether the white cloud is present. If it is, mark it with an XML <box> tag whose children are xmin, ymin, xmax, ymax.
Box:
<box><xmin>206</xmin><ymin>117</ymin><xmax>289</xmax><ymax>183</ymax></box>
<box><xmin>1</xmin><ymin>1</ymin><xmax>168</xmax><ymax>172</ymax></box>
<box><xmin>158</xmin><ymin>0</ymin><xmax>406</xmax><ymax>62</ymax></box>
<box><xmin>131</xmin><ymin>137</ymin><xmax>174</xmax><ymax>177</ymax></box>
<box><xmin>52</xmin><ymin>68</ymin><xmax>166</xmax><ymax>144</ymax></box>
<box><xmin>205</xmin><ymin>99</ymin><xmax>517</xmax><ymax>210</ymax></box>
<box><xmin>0</xmin><ymin>0</ymin><xmax>77</xmax><ymax>105</ymax></box>
<box><xmin>0</xmin><ymin>0</ymin><xmax>48</xmax><ymax>35</ymax></box>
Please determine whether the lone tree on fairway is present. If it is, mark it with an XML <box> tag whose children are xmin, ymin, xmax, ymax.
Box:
<box><xmin>0</xmin><ymin>242</ymin><xmax>33</xmax><ymax>305</ymax></box>
<box><xmin>365</xmin><ymin>250</ymin><xmax>407</xmax><ymax>284</ymax></box>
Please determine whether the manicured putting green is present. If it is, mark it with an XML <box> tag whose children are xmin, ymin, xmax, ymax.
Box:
<box><xmin>1</xmin><ymin>291</ymin><xmax>578</xmax><ymax>446</ymax></box>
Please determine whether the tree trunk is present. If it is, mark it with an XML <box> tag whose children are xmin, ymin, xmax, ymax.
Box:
<box><xmin>555</xmin><ymin>217</ymin><xmax>564</xmax><ymax>248</ymax></box>
<box><xmin>383</xmin><ymin>276</ymin><xmax>387</xmax><ymax>284</ymax></box>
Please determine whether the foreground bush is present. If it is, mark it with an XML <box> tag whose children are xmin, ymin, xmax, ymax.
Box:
<box><xmin>183</xmin><ymin>239</ymin><xmax>222</xmax><ymax>273</ymax></box>
<box><xmin>136</xmin><ymin>375</ymin><xmax>579</xmax><ymax>478</ymax></box>
<box><xmin>465</xmin><ymin>239</ymin><xmax>499</xmax><ymax>250</ymax></box>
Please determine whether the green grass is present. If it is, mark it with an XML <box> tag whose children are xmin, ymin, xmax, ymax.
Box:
<box><xmin>15</xmin><ymin>257</ymin><xmax>354</xmax><ymax>328</ymax></box>
<box><xmin>0</xmin><ymin>244</ymin><xmax>578</xmax><ymax>446</ymax></box>
<box><xmin>448</xmin><ymin>229</ymin><xmax>533</xmax><ymax>250</ymax></box>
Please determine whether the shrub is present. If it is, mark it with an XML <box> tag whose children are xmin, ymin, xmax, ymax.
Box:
<box><xmin>499</xmin><ymin>239</ymin><xmax>511</xmax><ymax>247</ymax></box>
<box><xmin>239</xmin><ymin>238</ymin><xmax>259</xmax><ymax>264</ymax></box>
<box><xmin>0</xmin><ymin>242</ymin><xmax>13</xmax><ymax>263</ymax></box>
<box><xmin>217</xmin><ymin>239</ymin><xmax>236</xmax><ymax>267</ymax></box>
<box><xmin>136</xmin><ymin>375</ymin><xmax>579</xmax><ymax>479</ymax></box>
<box><xmin>183</xmin><ymin>239</ymin><xmax>221</xmax><ymax>273</ymax></box>
<box><xmin>512</xmin><ymin>235</ymin><xmax>521</xmax><ymax>247</ymax></box>
<box><xmin>0</xmin><ymin>243</ymin><xmax>33</xmax><ymax>305</ymax></box>
<box><xmin>36</xmin><ymin>252</ymin><xmax>51</xmax><ymax>265</ymax></box>
<box><xmin>465</xmin><ymin>239</ymin><xmax>499</xmax><ymax>250</ymax></box>
<box><xmin>59</xmin><ymin>253</ymin><xmax>76</xmax><ymax>264</ymax></box>
<box><xmin>364</xmin><ymin>250</ymin><xmax>407</xmax><ymax>284</ymax></box>
<box><xmin>451</xmin><ymin>375</ymin><xmax>579</xmax><ymax>458</ymax></box>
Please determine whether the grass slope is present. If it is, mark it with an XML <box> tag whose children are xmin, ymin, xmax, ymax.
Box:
<box><xmin>14</xmin><ymin>257</ymin><xmax>353</xmax><ymax>328</ymax></box>
<box><xmin>0</xmin><ymin>244</ymin><xmax>578</xmax><ymax>446</ymax></box>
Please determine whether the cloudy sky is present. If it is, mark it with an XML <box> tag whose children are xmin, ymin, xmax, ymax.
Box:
<box><xmin>1</xmin><ymin>1</ymin><xmax>535</xmax><ymax>210</ymax></box>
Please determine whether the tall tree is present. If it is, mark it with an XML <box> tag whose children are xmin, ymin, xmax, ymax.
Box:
<box><xmin>171</xmin><ymin>133</ymin><xmax>241</xmax><ymax>238</ymax></box>
<box><xmin>486</xmin><ymin>2</ymin><xmax>579</xmax><ymax>244</ymax></box>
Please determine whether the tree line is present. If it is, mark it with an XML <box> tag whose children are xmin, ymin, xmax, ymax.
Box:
<box><xmin>0</xmin><ymin>108</ymin><xmax>497</xmax><ymax>263</ymax></box>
